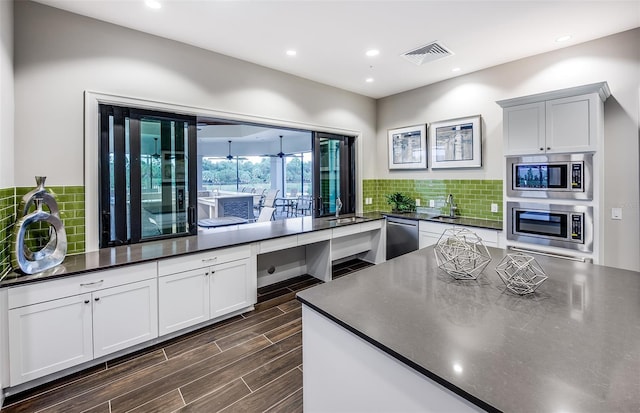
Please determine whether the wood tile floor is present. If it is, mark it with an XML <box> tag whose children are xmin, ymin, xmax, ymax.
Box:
<box><xmin>2</xmin><ymin>259</ymin><xmax>373</xmax><ymax>413</ymax></box>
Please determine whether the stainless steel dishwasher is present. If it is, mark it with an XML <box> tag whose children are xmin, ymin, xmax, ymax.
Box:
<box><xmin>386</xmin><ymin>216</ymin><xmax>419</xmax><ymax>260</ymax></box>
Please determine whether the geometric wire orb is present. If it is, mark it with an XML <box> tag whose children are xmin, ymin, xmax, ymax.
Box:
<box><xmin>434</xmin><ymin>227</ymin><xmax>491</xmax><ymax>280</ymax></box>
<box><xmin>495</xmin><ymin>253</ymin><xmax>548</xmax><ymax>295</ymax></box>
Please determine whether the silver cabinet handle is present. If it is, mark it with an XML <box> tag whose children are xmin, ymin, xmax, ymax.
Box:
<box><xmin>201</xmin><ymin>258</ymin><xmax>217</xmax><ymax>263</ymax></box>
<box><xmin>80</xmin><ymin>280</ymin><xmax>104</xmax><ymax>287</ymax></box>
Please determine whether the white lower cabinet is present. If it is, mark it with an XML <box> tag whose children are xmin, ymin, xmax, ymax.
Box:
<box><xmin>419</xmin><ymin>221</ymin><xmax>501</xmax><ymax>249</ymax></box>
<box><xmin>92</xmin><ymin>279</ymin><xmax>158</xmax><ymax>359</ymax></box>
<box><xmin>8</xmin><ymin>294</ymin><xmax>93</xmax><ymax>385</ymax></box>
<box><xmin>158</xmin><ymin>254</ymin><xmax>255</xmax><ymax>336</ymax></box>
<box><xmin>158</xmin><ymin>268</ymin><xmax>210</xmax><ymax>335</ymax></box>
<box><xmin>8</xmin><ymin>274</ymin><xmax>157</xmax><ymax>386</ymax></box>
<box><xmin>210</xmin><ymin>259</ymin><xmax>252</xmax><ymax>319</ymax></box>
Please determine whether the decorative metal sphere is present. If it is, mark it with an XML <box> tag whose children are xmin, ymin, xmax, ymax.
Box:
<box><xmin>434</xmin><ymin>227</ymin><xmax>491</xmax><ymax>280</ymax></box>
<box><xmin>495</xmin><ymin>253</ymin><xmax>548</xmax><ymax>295</ymax></box>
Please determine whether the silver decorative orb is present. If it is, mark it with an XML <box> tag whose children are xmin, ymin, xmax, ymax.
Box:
<box><xmin>434</xmin><ymin>227</ymin><xmax>491</xmax><ymax>280</ymax></box>
<box><xmin>495</xmin><ymin>253</ymin><xmax>548</xmax><ymax>295</ymax></box>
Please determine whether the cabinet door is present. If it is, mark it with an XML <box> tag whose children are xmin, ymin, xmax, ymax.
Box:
<box><xmin>419</xmin><ymin>232</ymin><xmax>441</xmax><ymax>249</ymax></box>
<box><xmin>546</xmin><ymin>94</ymin><xmax>596</xmax><ymax>153</ymax></box>
<box><xmin>503</xmin><ymin>102</ymin><xmax>545</xmax><ymax>155</ymax></box>
<box><xmin>158</xmin><ymin>268</ymin><xmax>210</xmax><ymax>335</ymax></box>
<box><xmin>92</xmin><ymin>279</ymin><xmax>158</xmax><ymax>358</ymax></box>
<box><xmin>210</xmin><ymin>258</ymin><xmax>255</xmax><ymax>319</ymax></box>
<box><xmin>8</xmin><ymin>294</ymin><xmax>93</xmax><ymax>385</ymax></box>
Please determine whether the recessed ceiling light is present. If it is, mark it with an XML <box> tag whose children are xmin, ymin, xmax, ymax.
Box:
<box><xmin>286</xmin><ymin>50</ymin><xmax>297</xmax><ymax>56</ymax></box>
<box><xmin>145</xmin><ymin>0</ymin><xmax>161</xmax><ymax>9</ymax></box>
<box><xmin>365</xmin><ymin>77</ymin><xmax>374</xmax><ymax>83</ymax></box>
<box><xmin>452</xmin><ymin>67</ymin><xmax>461</xmax><ymax>72</ymax></box>
<box><xmin>555</xmin><ymin>35</ymin><xmax>572</xmax><ymax>43</ymax></box>
<box><xmin>366</xmin><ymin>49</ymin><xmax>380</xmax><ymax>57</ymax></box>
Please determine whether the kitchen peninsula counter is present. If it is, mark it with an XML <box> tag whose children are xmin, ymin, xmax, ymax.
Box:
<box><xmin>0</xmin><ymin>213</ymin><xmax>386</xmax><ymax>287</ymax></box>
<box><xmin>1</xmin><ymin>211</ymin><xmax>502</xmax><ymax>288</ymax></box>
<box><xmin>297</xmin><ymin>246</ymin><xmax>640</xmax><ymax>412</ymax></box>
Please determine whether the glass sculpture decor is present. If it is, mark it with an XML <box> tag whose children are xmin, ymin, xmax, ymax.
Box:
<box><xmin>11</xmin><ymin>177</ymin><xmax>67</xmax><ymax>274</ymax></box>
<box><xmin>434</xmin><ymin>227</ymin><xmax>491</xmax><ymax>280</ymax></box>
<box><xmin>495</xmin><ymin>253</ymin><xmax>548</xmax><ymax>295</ymax></box>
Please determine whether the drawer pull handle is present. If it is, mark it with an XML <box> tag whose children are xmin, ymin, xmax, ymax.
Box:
<box><xmin>84</xmin><ymin>300</ymin><xmax>90</xmax><ymax>304</ymax></box>
<box><xmin>201</xmin><ymin>258</ymin><xmax>217</xmax><ymax>263</ymax></box>
<box><xmin>80</xmin><ymin>280</ymin><xmax>104</xmax><ymax>287</ymax></box>
<box><xmin>94</xmin><ymin>297</ymin><xmax>100</xmax><ymax>301</ymax></box>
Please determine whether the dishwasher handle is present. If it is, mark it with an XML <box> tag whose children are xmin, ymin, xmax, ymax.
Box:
<box><xmin>386</xmin><ymin>217</ymin><xmax>418</xmax><ymax>227</ymax></box>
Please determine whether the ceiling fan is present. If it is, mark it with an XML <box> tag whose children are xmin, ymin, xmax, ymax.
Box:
<box><xmin>263</xmin><ymin>135</ymin><xmax>295</xmax><ymax>158</ymax></box>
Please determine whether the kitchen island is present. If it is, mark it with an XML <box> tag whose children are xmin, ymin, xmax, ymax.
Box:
<box><xmin>297</xmin><ymin>245</ymin><xmax>640</xmax><ymax>412</ymax></box>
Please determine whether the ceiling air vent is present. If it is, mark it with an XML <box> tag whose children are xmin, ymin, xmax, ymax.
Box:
<box><xmin>401</xmin><ymin>41</ymin><xmax>453</xmax><ymax>65</ymax></box>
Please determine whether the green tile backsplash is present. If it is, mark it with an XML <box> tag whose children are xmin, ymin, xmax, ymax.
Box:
<box><xmin>0</xmin><ymin>185</ymin><xmax>86</xmax><ymax>276</ymax></box>
<box><xmin>15</xmin><ymin>185</ymin><xmax>86</xmax><ymax>256</ymax></box>
<box><xmin>0</xmin><ymin>187</ymin><xmax>15</xmax><ymax>276</ymax></box>
<box><xmin>363</xmin><ymin>179</ymin><xmax>503</xmax><ymax>221</ymax></box>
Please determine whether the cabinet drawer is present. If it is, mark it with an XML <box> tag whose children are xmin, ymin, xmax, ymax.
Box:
<box><xmin>8</xmin><ymin>263</ymin><xmax>157</xmax><ymax>309</ymax></box>
<box><xmin>158</xmin><ymin>245</ymin><xmax>250</xmax><ymax>276</ymax></box>
<box><xmin>297</xmin><ymin>230</ymin><xmax>331</xmax><ymax>245</ymax></box>
<box><xmin>332</xmin><ymin>224</ymin><xmax>362</xmax><ymax>239</ymax></box>
<box><xmin>360</xmin><ymin>220</ymin><xmax>382</xmax><ymax>233</ymax></box>
<box><xmin>258</xmin><ymin>235</ymin><xmax>298</xmax><ymax>254</ymax></box>
<box><xmin>418</xmin><ymin>221</ymin><xmax>451</xmax><ymax>234</ymax></box>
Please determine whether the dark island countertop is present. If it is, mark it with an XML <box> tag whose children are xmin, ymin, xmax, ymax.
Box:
<box><xmin>297</xmin><ymin>246</ymin><xmax>640</xmax><ymax>413</ymax></box>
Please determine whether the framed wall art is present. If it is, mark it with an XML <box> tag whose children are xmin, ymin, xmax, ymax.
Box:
<box><xmin>387</xmin><ymin>124</ymin><xmax>427</xmax><ymax>170</ymax></box>
<box><xmin>430</xmin><ymin>115</ymin><xmax>482</xmax><ymax>169</ymax></box>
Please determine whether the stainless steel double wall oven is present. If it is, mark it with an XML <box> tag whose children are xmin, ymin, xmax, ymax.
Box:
<box><xmin>506</xmin><ymin>153</ymin><xmax>594</xmax><ymax>254</ymax></box>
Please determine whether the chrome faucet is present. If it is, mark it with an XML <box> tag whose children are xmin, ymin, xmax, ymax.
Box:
<box><xmin>335</xmin><ymin>197</ymin><xmax>343</xmax><ymax>218</ymax></box>
<box><xmin>446</xmin><ymin>194</ymin><xmax>457</xmax><ymax>218</ymax></box>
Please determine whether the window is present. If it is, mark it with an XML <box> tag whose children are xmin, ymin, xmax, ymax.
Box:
<box><xmin>98</xmin><ymin>105</ymin><xmax>197</xmax><ymax>248</ymax></box>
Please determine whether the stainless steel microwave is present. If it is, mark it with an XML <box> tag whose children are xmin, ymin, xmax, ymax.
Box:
<box><xmin>507</xmin><ymin>202</ymin><xmax>593</xmax><ymax>253</ymax></box>
<box><xmin>506</xmin><ymin>153</ymin><xmax>593</xmax><ymax>200</ymax></box>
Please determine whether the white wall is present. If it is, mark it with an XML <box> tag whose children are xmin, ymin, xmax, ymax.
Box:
<box><xmin>13</xmin><ymin>1</ymin><xmax>375</xmax><ymax>187</ymax></box>
<box><xmin>0</xmin><ymin>0</ymin><xmax>13</xmax><ymax>189</ymax></box>
<box><xmin>376</xmin><ymin>29</ymin><xmax>640</xmax><ymax>271</ymax></box>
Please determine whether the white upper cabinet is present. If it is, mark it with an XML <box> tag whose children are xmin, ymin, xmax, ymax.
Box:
<box><xmin>498</xmin><ymin>82</ymin><xmax>610</xmax><ymax>156</ymax></box>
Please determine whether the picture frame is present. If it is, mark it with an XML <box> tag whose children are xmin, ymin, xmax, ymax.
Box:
<box><xmin>387</xmin><ymin>124</ymin><xmax>427</xmax><ymax>170</ymax></box>
<box><xmin>430</xmin><ymin>115</ymin><xmax>482</xmax><ymax>169</ymax></box>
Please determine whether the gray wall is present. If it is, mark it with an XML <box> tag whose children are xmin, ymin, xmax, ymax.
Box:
<box><xmin>377</xmin><ymin>29</ymin><xmax>640</xmax><ymax>271</ymax></box>
<box><xmin>0</xmin><ymin>0</ymin><xmax>13</xmax><ymax>188</ymax></box>
<box><xmin>13</xmin><ymin>1</ymin><xmax>376</xmax><ymax>186</ymax></box>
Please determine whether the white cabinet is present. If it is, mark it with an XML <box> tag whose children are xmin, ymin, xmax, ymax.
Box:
<box><xmin>158</xmin><ymin>268</ymin><xmax>209</xmax><ymax>334</ymax></box>
<box><xmin>7</xmin><ymin>263</ymin><xmax>157</xmax><ymax>386</ymax></box>
<box><xmin>8</xmin><ymin>294</ymin><xmax>93</xmax><ymax>385</ymax></box>
<box><xmin>92</xmin><ymin>279</ymin><xmax>158</xmax><ymax>359</ymax></box>
<box><xmin>419</xmin><ymin>221</ymin><xmax>501</xmax><ymax>249</ymax></box>
<box><xmin>158</xmin><ymin>245</ymin><xmax>255</xmax><ymax>336</ymax></box>
<box><xmin>498</xmin><ymin>83</ymin><xmax>609</xmax><ymax>156</ymax></box>
<box><xmin>210</xmin><ymin>259</ymin><xmax>252</xmax><ymax>319</ymax></box>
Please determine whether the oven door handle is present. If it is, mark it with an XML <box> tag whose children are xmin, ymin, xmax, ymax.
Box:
<box><xmin>507</xmin><ymin>246</ymin><xmax>592</xmax><ymax>263</ymax></box>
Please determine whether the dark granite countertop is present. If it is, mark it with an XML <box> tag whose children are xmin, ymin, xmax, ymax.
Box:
<box><xmin>383</xmin><ymin>211</ymin><xmax>503</xmax><ymax>231</ymax></box>
<box><xmin>0</xmin><ymin>211</ymin><xmax>502</xmax><ymax>288</ymax></box>
<box><xmin>297</xmin><ymin>246</ymin><xmax>640</xmax><ymax>413</ymax></box>
<box><xmin>0</xmin><ymin>213</ymin><xmax>383</xmax><ymax>287</ymax></box>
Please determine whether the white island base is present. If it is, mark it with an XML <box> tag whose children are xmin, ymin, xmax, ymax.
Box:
<box><xmin>301</xmin><ymin>305</ymin><xmax>484</xmax><ymax>413</ymax></box>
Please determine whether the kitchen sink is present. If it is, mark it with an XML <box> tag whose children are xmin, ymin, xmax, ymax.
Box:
<box><xmin>327</xmin><ymin>216</ymin><xmax>366</xmax><ymax>224</ymax></box>
<box><xmin>431</xmin><ymin>215</ymin><xmax>459</xmax><ymax>222</ymax></box>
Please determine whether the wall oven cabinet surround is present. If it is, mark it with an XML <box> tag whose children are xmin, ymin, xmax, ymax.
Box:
<box><xmin>507</xmin><ymin>202</ymin><xmax>593</xmax><ymax>253</ymax></box>
<box><xmin>7</xmin><ymin>263</ymin><xmax>158</xmax><ymax>386</ymax></box>
<box><xmin>157</xmin><ymin>245</ymin><xmax>256</xmax><ymax>336</ymax></box>
<box><xmin>498</xmin><ymin>82</ymin><xmax>610</xmax><ymax>156</ymax></box>
<box><xmin>507</xmin><ymin>153</ymin><xmax>593</xmax><ymax>200</ymax></box>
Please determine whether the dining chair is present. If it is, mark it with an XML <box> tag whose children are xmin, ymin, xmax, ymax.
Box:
<box><xmin>256</xmin><ymin>206</ymin><xmax>276</xmax><ymax>222</ymax></box>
